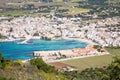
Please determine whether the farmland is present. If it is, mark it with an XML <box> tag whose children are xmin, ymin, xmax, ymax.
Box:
<box><xmin>0</xmin><ymin>0</ymin><xmax>94</xmax><ymax>17</ymax></box>
<box><xmin>61</xmin><ymin>47</ymin><xmax>120</xmax><ymax>71</ymax></box>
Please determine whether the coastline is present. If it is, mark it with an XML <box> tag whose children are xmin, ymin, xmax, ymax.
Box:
<box><xmin>0</xmin><ymin>39</ymin><xmax>22</xmax><ymax>42</ymax></box>
<box><xmin>33</xmin><ymin>37</ymin><xmax>108</xmax><ymax>63</ymax></box>
<box><xmin>64</xmin><ymin>37</ymin><xmax>97</xmax><ymax>45</ymax></box>
<box><xmin>1</xmin><ymin>37</ymin><xmax>101</xmax><ymax>63</ymax></box>
<box><xmin>33</xmin><ymin>48</ymin><xmax>110</xmax><ymax>63</ymax></box>
<box><xmin>23</xmin><ymin>51</ymin><xmax>109</xmax><ymax>63</ymax></box>
<box><xmin>0</xmin><ymin>37</ymin><xmax>97</xmax><ymax>45</ymax></box>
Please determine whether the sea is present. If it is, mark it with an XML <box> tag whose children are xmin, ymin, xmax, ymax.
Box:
<box><xmin>0</xmin><ymin>39</ymin><xmax>88</xmax><ymax>60</ymax></box>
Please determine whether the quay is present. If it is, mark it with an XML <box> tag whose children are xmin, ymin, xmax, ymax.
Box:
<box><xmin>33</xmin><ymin>45</ymin><xmax>109</xmax><ymax>63</ymax></box>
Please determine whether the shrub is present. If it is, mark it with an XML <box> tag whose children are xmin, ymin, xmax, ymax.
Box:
<box><xmin>30</xmin><ymin>58</ymin><xmax>55</xmax><ymax>73</ymax></box>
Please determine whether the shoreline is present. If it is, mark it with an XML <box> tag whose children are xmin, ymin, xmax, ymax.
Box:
<box><xmin>0</xmin><ymin>39</ymin><xmax>22</xmax><ymax>42</ymax></box>
<box><xmin>1</xmin><ymin>37</ymin><xmax>100</xmax><ymax>63</ymax></box>
<box><xmin>0</xmin><ymin>37</ymin><xmax>97</xmax><ymax>45</ymax></box>
<box><xmin>64</xmin><ymin>37</ymin><xmax>97</xmax><ymax>45</ymax></box>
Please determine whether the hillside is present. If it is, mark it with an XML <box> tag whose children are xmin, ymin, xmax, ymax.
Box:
<box><xmin>0</xmin><ymin>0</ymin><xmax>119</xmax><ymax>17</ymax></box>
<box><xmin>0</xmin><ymin>52</ymin><xmax>67</xmax><ymax>80</ymax></box>
<box><xmin>0</xmin><ymin>48</ymin><xmax>120</xmax><ymax>80</ymax></box>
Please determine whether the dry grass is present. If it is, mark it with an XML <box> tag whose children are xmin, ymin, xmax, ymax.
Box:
<box><xmin>60</xmin><ymin>47</ymin><xmax>120</xmax><ymax>71</ymax></box>
<box><xmin>67</xmin><ymin>7</ymin><xmax>90</xmax><ymax>15</ymax></box>
<box><xmin>60</xmin><ymin>54</ymin><xmax>112</xmax><ymax>71</ymax></box>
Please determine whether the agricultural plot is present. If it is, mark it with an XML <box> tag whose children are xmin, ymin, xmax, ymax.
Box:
<box><xmin>0</xmin><ymin>0</ymin><xmax>91</xmax><ymax>17</ymax></box>
<box><xmin>61</xmin><ymin>55</ymin><xmax>112</xmax><ymax>71</ymax></box>
<box><xmin>61</xmin><ymin>47</ymin><xmax>120</xmax><ymax>71</ymax></box>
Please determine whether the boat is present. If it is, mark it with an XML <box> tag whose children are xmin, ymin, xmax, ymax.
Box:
<box><xmin>17</xmin><ymin>38</ymin><xmax>33</xmax><ymax>44</ymax></box>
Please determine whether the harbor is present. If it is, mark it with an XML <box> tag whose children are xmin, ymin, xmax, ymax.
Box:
<box><xmin>33</xmin><ymin>45</ymin><xmax>109</xmax><ymax>63</ymax></box>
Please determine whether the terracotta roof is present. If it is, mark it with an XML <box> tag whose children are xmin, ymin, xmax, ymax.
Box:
<box><xmin>49</xmin><ymin>62</ymin><xmax>69</xmax><ymax>69</ymax></box>
<box><xmin>72</xmin><ymin>45</ymin><xmax>96</xmax><ymax>53</ymax></box>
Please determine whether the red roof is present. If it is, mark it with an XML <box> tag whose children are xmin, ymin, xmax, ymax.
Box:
<box><xmin>49</xmin><ymin>62</ymin><xmax>69</xmax><ymax>69</ymax></box>
<box><xmin>72</xmin><ymin>45</ymin><xmax>95</xmax><ymax>53</ymax></box>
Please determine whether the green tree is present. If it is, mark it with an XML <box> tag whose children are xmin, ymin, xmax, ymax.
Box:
<box><xmin>0</xmin><ymin>52</ymin><xmax>3</xmax><ymax>60</ymax></box>
<box><xmin>62</xmin><ymin>57</ymin><xmax>120</xmax><ymax>80</ymax></box>
<box><xmin>0</xmin><ymin>76</ymin><xmax>15</xmax><ymax>80</ymax></box>
<box><xmin>0</xmin><ymin>52</ymin><xmax>12</xmax><ymax>69</ymax></box>
<box><xmin>30</xmin><ymin>58</ymin><xmax>55</xmax><ymax>73</ymax></box>
<box><xmin>107</xmin><ymin>57</ymin><xmax>120</xmax><ymax>80</ymax></box>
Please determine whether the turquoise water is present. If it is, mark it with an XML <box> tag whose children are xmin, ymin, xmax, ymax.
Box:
<box><xmin>0</xmin><ymin>39</ymin><xmax>88</xmax><ymax>60</ymax></box>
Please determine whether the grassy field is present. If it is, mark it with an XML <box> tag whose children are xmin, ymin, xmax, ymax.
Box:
<box><xmin>0</xmin><ymin>0</ymin><xmax>91</xmax><ymax>17</ymax></box>
<box><xmin>60</xmin><ymin>47</ymin><xmax>120</xmax><ymax>71</ymax></box>
<box><xmin>105</xmin><ymin>47</ymin><xmax>120</xmax><ymax>56</ymax></box>
<box><xmin>0</xmin><ymin>10</ymin><xmax>25</xmax><ymax>16</ymax></box>
<box><xmin>61</xmin><ymin>55</ymin><xmax>112</xmax><ymax>71</ymax></box>
<box><xmin>66</xmin><ymin>7</ymin><xmax>90</xmax><ymax>15</ymax></box>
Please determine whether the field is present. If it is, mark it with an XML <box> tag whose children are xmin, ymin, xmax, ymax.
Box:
<box><xmin>0</xmin><ymin>0</ymin><xmax>91</xmax><ymax>17</ymax></box>
<box><xmin>105</xmin><ymin>47</ymin><xmax>120</xmax><ymax>56</ymax></box>
<box><xmin>1</xmin><ymin>0</ymin><xmax>119</xmax><ymax>17</ymax></box>
<box><xmin>60</xmin><ymin>47</ymin><xmax>120</xmax><ymax>71</ymax></box>
<box><xmin>66</xmin><ymin>7</ymin><xmax>90</xmax><ymax>15</ymax></box>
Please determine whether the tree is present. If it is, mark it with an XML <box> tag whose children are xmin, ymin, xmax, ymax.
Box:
<box><xmin>0</xmin><ymin>52</ymin><xmax>12</xmax><ymax>69</ymax></box>
<box><xmin>62</xmin><ymin>57</ymin><xmax>120</xmax><ymax>80</ymax></box>
<box><xmin>107</xmin><ymin>57</ymin><xmax>120</xmax><ymax>80</ymax></box>
<box><xmin>30</xmin><ymin>58</ymin><xmax>55</xmax><ymax>73</ymax></box>
<box><xmin>0</xmin><ymin>52</ymin><xmax>2</xmax><ymax>60</ymax></box>
<box><xmin>0</xmin><ymin>76</ymin><xmax>15</xmax><ymax>80</ymax></box>
<box><xmin>0</xmin><ymin>52</ymin><xmax>4</xmax><ymax>63</ymax></box>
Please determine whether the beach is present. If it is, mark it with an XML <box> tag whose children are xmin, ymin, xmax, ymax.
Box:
<box><xmin>64</xmin><ymin>37</ymin><xmax>97</xmax><ymax>45</ymax></box>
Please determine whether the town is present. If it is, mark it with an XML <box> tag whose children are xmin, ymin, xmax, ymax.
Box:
<box><xmin>0</xmin><ymin>0</ymin><xmax>120</xmax><ymax>80</ymax></box>
<box><xmin>0</xmin><ymin>16</ymin><xmax>120</xmax><ymax>47</ymax></box>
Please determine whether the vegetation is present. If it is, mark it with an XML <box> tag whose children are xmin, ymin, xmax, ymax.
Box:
<box><xmin>105</xmin><ymin>47</ymin><xmax>120</xmax><ymax>56</ymax></box>
<box><xmin>61</xmin><ymin>47</ymin><xmax>120</xmax><ymax>80</ymax></box>
<box><xmin>0</xmin><ymin>52</ymin><xmax>67</xmax><ymax>80</ymax></box>
<box><xmin>62</xmin><ymin>57</ymin><xmax>120</xmax><ymax>80</ymax></box>
<box><xmin>66</xmin><ymin>7</ymin><xmax>90</xmax><ymax>15</ymax></box>
<box><xmin>61</xmin><ymin>47</ymin><xmax>120</xmax><ymax>70</ymax></box>
<box><xmin>0</xmin><ymin>0</ymin><xmax>119</xmax><ymax>79</ymax></box>
<box><xmin>30</xmin><ymin>58</ymin><xmax>55</xmax><ymax>73</ymax></box>
<box><xmin>0</xmin><ymin>10</ymin><xmax>26</xmax><ymax>17</ymax></box>
<box><xmin>0</xmin><ymin>76</ymin><xmax>14</xmax><ymax>80</ymax></box>
<box><xmin>0</xmin><ymin>52</ymin><xmax>12</xmax><ymax>69</ymax></box>
<box><xmin>61</xmin><ymin>55</ymin><xmax>112</xmax><ymax>70</ymax></box>
<box><xmin>0</xmin><ymin>47</ymin><xmax>120</xmax><ymax>80</ymax></box>
<box><xmin>0</xmin><ymin>0</ymin><xmax>119</xmax><ymax>17</ymax></box>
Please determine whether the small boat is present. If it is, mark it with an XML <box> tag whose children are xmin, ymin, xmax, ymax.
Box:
<box><xmin>17</xmin><ymin>38</ymin><xmax>33</xmax><ymax>44</ymax></box>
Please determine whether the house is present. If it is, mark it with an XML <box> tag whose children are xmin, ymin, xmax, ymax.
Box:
<box><xmin>72</xmin><ymin>45</ymin><xmax>96</xmax><ymax>55</ymax></box>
